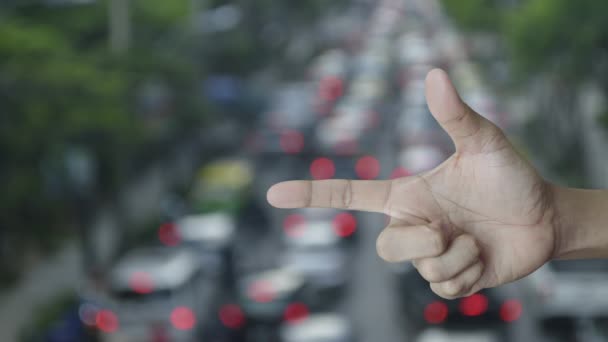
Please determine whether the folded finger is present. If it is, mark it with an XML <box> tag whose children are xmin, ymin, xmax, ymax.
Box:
<box><xmin>414</xmin><ymin>234</ymin><xmax>480</xmax><ymax>282</ymax></box>
<box><xmin>430</xmin><ymin>261</ymin><xmax>484</xmax><ymax>299</ymax></box>
<box><xmin>376</xmin><ymin>222</ymin><xmax>447</xmax><ymax>262</ymax></box>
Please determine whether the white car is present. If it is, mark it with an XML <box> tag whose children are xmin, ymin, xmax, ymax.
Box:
<box><xmin>279</xmin><ymin>313</ymin><xmax>355</xmax><ymax>342</ymax></box>
<box><xmin>238</xmin><ymin>268</ymin><xmax>308</xmax><ymax>323</ymax></box>
<box><xmin>175</xmin><ymin>212</ymin><xmax>236</xmax><ymax>277</ymax></box>
<box><xmin>311</xmin><ymin>49</ymin><xmax>349</xmax><ymax>81</ymax></box>
<box><xmin>528</xmin><ymin>260</ymin><xmax>608</xmax><ymax>318</ymax></box>
<box><xmin>80</xmin><ymin>247</ymin><xmax>221</xmax><ymax>342</ymax></box>
<box><xmin>398</xmin><ymin>145</ymin><xmax>445</xmax><ymax>174</ymax></box>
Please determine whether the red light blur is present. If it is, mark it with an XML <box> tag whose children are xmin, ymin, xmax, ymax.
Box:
<box><xmin>459</xmin><ymin>294</ymin><xmax>488</xmax><ymax>317</ymax></box>
<box><xmin>158</xmin><ymin>222</ymin><xmax>180</xmax><ymax>246</ymax></box>
<box><xmin>219</xmin><ymin>304</ymin><xmax>246</xmax><ymax>329</ymax></box>
<box><xmin>170</xmin><ymin>306</ymin><xmax>196</xmax><ymax>331</ymax></box>
<box><xmin>355</xmin><ymin>155</ymin><xmax>380</xmax><ymax>179</ymax></box>
<box><xmin>390</xmin><ymin>167</ymin><xmax>411</xmax><ymax>179</ymax></box>
<box><xmin>96</xmin><ymin>310</ymin><xmax>119</xmax><ymax>333</ymax></box>
<box><xmin>129</xmin><ymin>271</ymin><xmax>154</xmax><ymax>294</ymax></box>
<box><xmin>279</xmin><ymin>129</ymin><xmax>305</xmax><ymax>154</ymax></box>
<box><xmin>500</xmin><ymin>299</ymin><xmax>523</xmax><ymax>322</ymax></box>
<box><xmin>318</xmin><ymin>76</ymin><xmax>344</xmax><ymax>102</ymax></box>
<box><xmin>424</xmin><ymin>301</ymin><xmax>448</xmax><ymax>324</ymax></box>
<box><xmin>247</xmin><ymin>280</ymin><xmax>275</xmax><ymax>303</ymax></box>
<box><xmin>284</xmin><ymin>302</ymin><xmax>309</xmax><ymax>324</ymax></box>
<box><xmin>283</xmin><ymin>214</ymin><xmax>306</xmax><ymax>237</ymax></box>
<box><xmin>333</xmin><ymin>212</ymin><xmax>357</xmax><ymax>237</ymax></box>
<box><xmin>310</xmin><ymin>158</ymin><xmax>335</xmax><ymax>180</ymax></box>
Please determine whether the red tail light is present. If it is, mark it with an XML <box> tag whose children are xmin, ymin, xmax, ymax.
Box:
<box><xmin>310</xmin><ymin>157</ymin><xmax>335</xmax><ymax>180</ymax></box>
<box><xmin>279</xmin><ymin>129</ymin><xmax>305</xmax><ymax>154</ymax></box>
<box><xmin>158</xmin><ymin>222</ymin><xmax>180</xmax><ymax>246</ymax></box>
<box><xmin>459</xmin><ymin>294</ymin><xmax>488</xmax><ymax>317</ymax></box>
<box><xmin>283</xmin><ymin>302</ymin><xmax>309</xmax><ymax>324</ymax></box>
<box><xmin>170</xmin><ymin>306</ymin><xmax>196</xmax><ymax>330</ymax></box>
<box><xmin>318</xmin><ymin>76</ymin><xmax>344</xmax><ymax>102</ymax></box>
<box><xmin>283</xmin><ymin>214</ymin><xmax>306</xmax><ymax>237</ymax></box>
<box><xmin>424</xmin><ymin>301</ymin><xmax>448</xmax><ymax>324</ymax></box>
<box><xmin>96</xmin><ymin>309</ymin><xmax>119</xmax><ymax>333</ymax></box>
<box><xmin>332</xmin><ymin>212</ymin><xmax>357</xmax><ymax>237</ymax></box>
<box><xmin>355</xmin><ymin>155</ymin><xmax>380</xmax><ymax>180</ymax></box>
<box><xmin>219</xmin><ymin>304</ymin><xmax>246</xmax><ymax>329</ymax></box>
<box><xmin>129</xmin><ymin>271</ymin><xmax>154</xmax><ymax>294</ymax></box>
<box><xmin>500</xmin><ymin>299</ymin><xmax>523</xmax><ymax>322</ymax></box>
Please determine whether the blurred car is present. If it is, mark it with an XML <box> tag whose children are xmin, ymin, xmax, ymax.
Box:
<box><xmin>80</xmin><ymin>247</ymin><xmax>231</xmax><ymax>342</ymax></box>
<box><xmin>310</xmin><ymin>49</ymin><xmax>349</xmax><ymax>82</ymax></box>
<box><xmin>393</xmin><ymin>263</ymin><xmax>520</xmax><ymax>340</ymax></box>
<box><xmin>190</xmin><ymin>158</ymin><xmax>253</xmax><ymax>214</ymax></box>
<box><xmin>528</xmin><ymin>260</ymin><xmax>608</xmax><ymax>336</ymax></box>
<box><xmin>281</xmin><ymin>220</ymin><xmax>351</xmax><ymax>306</ymax></box>
<box><xmin>396</xmin><ymin>105</ymin><xmax>447</xmax><ymax>147</ymax></box>
<box><xmin>237</xmin><ymin>268</ymin><xmax>309</xmax><ymax>323</ymax></box>
<box><xmin>279</xmin><ymin>313</ymin><xmax>355</xmax><ymax>342</ymax></box>
<box><xmin>247</xmin><ymin>83</ymin><xmax>317</xmax><ymax>155</ymax></box>
<box><xmin>398</xmin><ymin>144</ymin><xmax>445</xmax><ymax>174</ymax></box>
<box><xmin>236</xmin><ymin>268</ymin><xmax>312</xmax><ymax>341</ymax></box>
<box><xmin>397</xmin><ymin>32</ymin><xmax>436</xmax><ymax>67</ymax></box>
<box><xmin>175</xmin><ymin>212</ymin><xmax>237</xmax><ymax>284</ymax></box>
<box><xmin>416</xmin><ymin>328</ymin><xmax>500</xmax><ymax>342</ymax></box>
<box><xmin>292</xmin><ymin>208</ymin><xmax>359</xmax><ymax>244</ymax></box>
<box><xmin>316</xmin><ymin>99</ymin><xmax>380</xmax><ymax>156</ymax></box>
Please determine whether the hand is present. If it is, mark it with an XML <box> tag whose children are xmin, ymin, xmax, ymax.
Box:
<box><xmin>266</xmin><ymin>69</ymin><xmax>558</xmax><ymax>299</ymax></box>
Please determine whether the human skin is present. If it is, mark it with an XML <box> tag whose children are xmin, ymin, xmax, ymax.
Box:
<box><xmin>266</xmin><ymin>68</ymin><xmax>608</xmax><ymax>299</ymax></box>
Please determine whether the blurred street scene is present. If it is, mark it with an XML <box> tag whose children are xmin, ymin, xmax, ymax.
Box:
<box><xmin>2</xmin><ymin>0</ymin><xmax>608</xmax><ymax>341</ymax></box>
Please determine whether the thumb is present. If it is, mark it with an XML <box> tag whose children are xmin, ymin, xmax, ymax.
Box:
<box><xmin>425</xmin><ymin>68</ymin><xmax>505</xmax><ymax>153</ymax></box>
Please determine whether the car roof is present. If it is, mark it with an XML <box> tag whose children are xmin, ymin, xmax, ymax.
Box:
<box><xmin>110</xmin><ymin>247</ymin><xmax>199</xmax><ymax>292</ymax></box>
<box><xmin>241</xmin><ymin>268</ymin><xmax>305</xmax><ymax>297</ymax></box>
<box><xmin>176</xmin><ymin>212</ymin><xmax>236</xmax><ymax>245</ymax></box>
<box><xmin>284</xmin><ymin>221</ymin><xmax>340</xmax><ymax>248</ymax></box>
<box><xmin>280</xmin><ymin>313</ymin><xmax>351</xmax><ymax>342</ymax></box>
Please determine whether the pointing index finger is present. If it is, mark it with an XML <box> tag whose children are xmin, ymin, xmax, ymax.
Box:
<box><xmin>266</xmin><ymin>179</ymin><xmax>393</xmax><ymax>213</ymax></box>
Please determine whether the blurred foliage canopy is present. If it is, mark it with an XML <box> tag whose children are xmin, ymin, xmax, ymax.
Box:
<box><xmin>442</xmin><ymin>0</ymin><xmax>608</xmax><ymax>129</ymax></box>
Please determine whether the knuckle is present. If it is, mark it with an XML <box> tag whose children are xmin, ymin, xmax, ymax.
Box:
<box><xmin>418</xmin><ymin>259</ymin><xmax>444</xmax><ymax>282</ymax></box>
<box><xmin>425</xmin><ymin>226</ymin><xmax>446</xmax><ymax>256</ymax></box>
<box><xmin>342</xmin><ymin>180</ymin><xmax>352</xmax><ymax>209</ymax></box>
<box><xmin>442</xmin><ymin>279</ymin><xmax>463</xmax><ymax>297</ymax></box>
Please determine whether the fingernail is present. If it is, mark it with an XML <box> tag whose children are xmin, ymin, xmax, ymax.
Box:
<box><xmin>266</xmin><ymin>181</ymin><xmax>307</xmax><ymax>208</ymax></box>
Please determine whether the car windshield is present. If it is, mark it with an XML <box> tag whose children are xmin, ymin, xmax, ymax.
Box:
<box><xmin>551</xmin><ymin>260</ymin><xmax>608</xmax><ymax>272</ymax></box>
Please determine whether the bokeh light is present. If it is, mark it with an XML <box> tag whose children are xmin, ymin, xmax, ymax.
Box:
<box><xmin>279</xmin><ymin>129</ymin><xmax>305</xmax><ymax>154</ymax></box>
<box><xmin>96</xmin><ymin>310</ymin><xmax>119</xmax><ymax>333</ymax></box>
<box><xmin>283</xmin><ymin>302</ymin><xmax>309</xmax><ymax>324</ymax></box>
<box><xmin>78</xmin><ymin>303</ymin><xmax>98</xmax><ymax>327</ymax></box>
<box><xmin>500</xmin><ymin>299</ymin><xmax>523</xmax><ymax>322</ymax></box>
<box><xmin>355</xmin><ymin>155</ymin><xmax>380</xmax><ymax>179</ymax></box>
<box><xmin>390</xmin><ymin>167</ymin><xmax>411</xmax><ymax>179</ymax></box>
<box><xmin>318</xmin><ymin>76</ymin><xmax>344</xmax><ymax>102</ymax></box>
<box><xmin>424</xmin><ymin>301</ymin><xmax>448</xmax><ymax>324</ymax></box>
<box><xmin>158</xmin><ymin>222</ymin><xmax>180</xmax><ymax>246</ymax></box>
<box><xmin>219</xmin><ymin>304</ymin><xmax>246</xmax><ymax>329</ymax></box>
<box><xmin>459</xmin><ymin>294</ymin><xmax>488</xmax><ymax>317</ymax></box>
<box><xmin>170</xmin><ymin>306</ymin><xmax>196</xmax><ymax>331</ymax></box>
<box><xmin>283</xmin><ymin>214</ymin><xmax>306</xmax><ymax>237</ymax></box>
<box><xmin>248</xmin><ymin>280</ymin><xmax>276</xmax><ymax>303</ymax></box>
<box><xmin>333</xmin><ymin>212</ymin><xmax>357</xmax><ymax>237</ymax></box>
<box><xmin>310</xmin><ymin>157</ymin><xmax>335</xmax><ymax>179</ymax></box>
<box><xmin>129</xmin><ymin>271</ymin><xmax>153</xmax><ymax>294</ymax></box>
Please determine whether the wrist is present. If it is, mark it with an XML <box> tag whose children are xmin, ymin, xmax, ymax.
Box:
<box><xmin>551</xmin><ymin>184</ymin><xmax>608</xmax><ymax>259</ymax></box>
